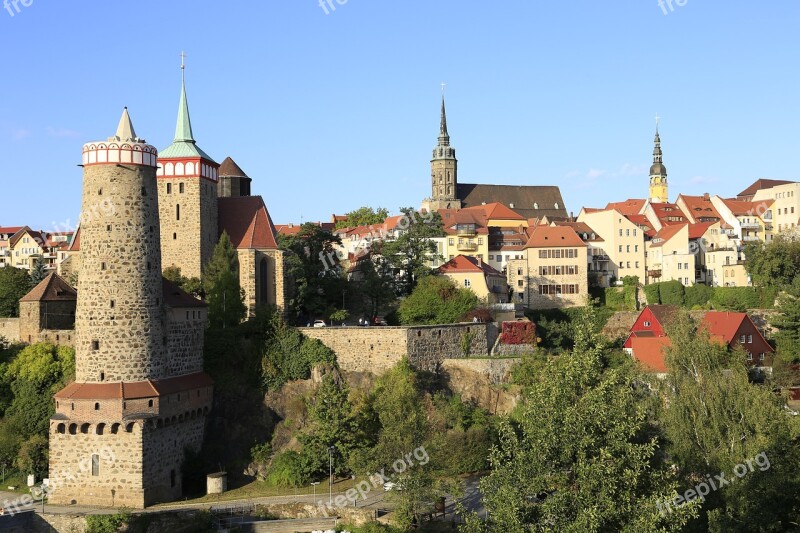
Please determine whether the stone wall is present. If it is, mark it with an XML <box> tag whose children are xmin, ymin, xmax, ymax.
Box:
<box><xmin>300</xmin><ymin>323</ymin><xmax>492</xmax><ymax>374</ymax></box>
<box><xmin>0</xmin><ymin>318</ymin><xmax>20</xmax><ymax>342</ymax></box>
<box><xmin>239</xmin><ymin>249</ymin><xmax>288</xmax><ymax>318</ymax></box>
<box><xmin>38</xmin><ymin>330</ymin><xmax>75</xmax><ymax>347</ymax></box>
<box><xmin>158</xmin><ymin>176</ymin><xmax>218</xmax><ymax>280</ymax></box>
<box><xmin>441</xmin><ymin>358</ymin><xmax>520</xmax><ymax>415</ymax></box>
<box><xmin>142</xmin><ymin>416</ymin><xmax>206</xmax><ymax>506</ymax></box>
<box><xmin>165</xmin><ymin>307</ymin><xmax>205</xmax><ymax>377</ymax></box>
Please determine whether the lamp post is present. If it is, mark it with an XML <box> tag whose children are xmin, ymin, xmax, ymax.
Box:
<box><xmin>311</xmin><ymin>481</ymin><xmax>320</xmax><ymax>502</ymax></box>
<box><xmin>328</xmin><ymin>446</ymin><xmax>335</xmax><ymax>506</ymax></box>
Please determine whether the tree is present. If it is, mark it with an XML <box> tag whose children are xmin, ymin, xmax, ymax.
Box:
<box><xmin>744</xmin><ymin>234</ymin><xmax>800</xmax><ymax>288</ymax></box>
<box><xmin>462</xmin><ymin>308</ymin><xmax>695</xmax><ymax>532</ymax></box>
<box><xmin>660</xmin><ymin>312</ymin><xmax>800</xmax><ymax>531</ymax></box>
<box><xmin>261</xmin><ymin>316</ymin><xmax>337</xmax><ymax>389</ymax></box>
<box><xmin>397</xmin><ymin>275</ymin><xmax>478</xmax><ymax>325</ymax></box>
<box><xmin>353</xmin><ymin>256</ymin><xmax>396</xmax><ymax>319</ymax></box>
<box><xmin>377</xmin><ymin>208</ymin><xmax>445</xmax><ymax>295</ymax></box>
<box><xmin>15</xmin><ymin>434</ymin><xmax>47</xmax><ymax>477</ymax></box>
<box><xmin>204</xmin><ymin>232</ymin><xmax>246</xmax><ymax>328</ymax></box>
<box><xmin>29</xmin><ymin>260</ymin><xmax>47</xmax><ymax>285</ymax></box>
<box><xmin>335</xmin><ymin>206</ymin><xmax>390</xmax><ymax>230</ymax></box>
<box><xmin>278</xmin><ymin>223</ymin><xmax>346</xmax><ymax>319</ymax></box>
<box><xmin>771</xmin><ymin>277</ymin><xmax>800</xmax><ymax>356</ymax></box>
<box><xmin>0</xmin><ymin>267</ymin><xmax>33</xmax><ymax>317</ymax></box>
<box><xmin>163</xmin><ymin>265</ymin><xmax>202</xmax><ymax>297</ymax></box>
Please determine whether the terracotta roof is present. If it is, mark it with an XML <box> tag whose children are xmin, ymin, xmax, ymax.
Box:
<box><xmin>606</xmin><ymin>199</ymin><xmax>646</xmax><ymax>216</ymax></box>
<box><xmin>722</xmin><ymin>198</ymin><xmax>770</xmax><ymax>217</ymax></box>
<box><xmin>55</xmin><ymin>372</ymin><xmax>214</xmax><ymax>400</ymax></box>
<box><xmin>66</xmin><ymin>227</ymin><xmax>81</xmax><ymax>251</ymax></box>
<box><xmin>462</xmin><ymin>202</ymin><xmax>525</xmax><ymax>221</ymax></box>
<box><xmin>677</xmin><ymin>194</ymin><xmax>723</xmax><ymax>222</ymax></box>
<box><xmin>631</xmin><ymin>336</ymin><xmax>671</xmax><ymax>373</ymax></box>
<box><xmin>0</xmin><ymin>226</ymin><xmax>24</xmax><ymax>238</ymax></box>
<box><xmin>9</xmin><ymin>227</ymin><xmax>44</xmax><ymax>247</ymax></box>
<box><xmin>439</xmin><ymin>255</ymin><xmax>504</xmax><ymax>276</ymax></box>
<box><xmin>624</xmin><ymin>214</ymin><xmax>657</xmax><ymax>238</ymax></box>
<box><xmin>737</xmin><ymin>179</ymin><xmax>794</xmax><ymax>199</ymax></box>
<box><xmin>218</xmin><ymin>196</ymin><xmax>279</xmax><ymax>250</ymax></box>
<box><xmin>20</xmin><ymin>273</ymin><xmax>76</xmax><ymax>302</ymax></box>
<box><xmin>643</xmin><ymin>305</ymin><xmax>679</xmax><ymax>328</ymax></box>
<box><xmin>650</xmin><ymin>224</ymin><xmax>687</xmax><ymax>247</ymax></box>
<box><xmin>218</xmin><ymin>156</ymin><xmax>249</xmax><ymax>178</ymax></box>
<box><xmin>524</xmin><ymin>225</ymin><xmax>586</xmax><ymax>248</ymax></box>
<box><xmin>650</xmin><ymin>202</ymin><xmax>687</xmax><ymax>225</ymax></box>
<box><xmin>552</xmin><ymin>221</ymin><xmax>604</xmax><ymax>242</ymax></box>
<box><xmin>162</xmin><ymin>278</ymin><xmax>205</xmax><ymax>308</ymax></box>
<box><xmin>688</xmin><ymin>222</ymin><xmax>716</xmax><ymax>240</ymax></box>
<box><xmin>457</xmin><ymin>183</ymin><xmax>567</xmax><ymax>220</ymax></box>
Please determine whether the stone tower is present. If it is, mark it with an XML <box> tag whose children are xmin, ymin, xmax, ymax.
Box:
<box><xmin>423</xmin><ymin>96</ymin><xmax>461</xmax><ymax>211</ymax></box>
<box><xmin>157</xmin><ymin>62</ymin><xmax>219</xmax><ymax>279</ymax></box>
<box><xmin>217</xmin><ymin>156</ymin><xmax>252</xmax><ymax>198</ymax></box>
<box><xmin>649</xmin><ymin>122</ymin><xmax>669</xmax><ymax>204</ymax></box>
<box><xmin>49</xmin><ymin>109</ymin><xmax>213</xmax><ymax>509</ymax></box>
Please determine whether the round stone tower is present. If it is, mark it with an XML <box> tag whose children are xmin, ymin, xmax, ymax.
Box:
<box><xmin>75</xmin><ymin>108</ymin><xmax>167</xmax><ymax>383</ymax></box>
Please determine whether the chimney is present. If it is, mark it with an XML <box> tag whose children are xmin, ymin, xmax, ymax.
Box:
<box><xmin>477</xmin><ymin>256</ymin><xmax>482</xmax><ymax>268</ymax></box>
<box><xmin>703</xmin><ymin>193</ymin><xmax>710</xmax><ymax>201</ymax></box>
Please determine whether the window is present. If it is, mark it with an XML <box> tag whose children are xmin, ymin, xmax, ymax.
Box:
<box><xmin>740</xmin><ymin>335</ymin><xmax>746</xmax><ymax>344</ymax></box>
<box><xmin>91</xmin><ymin>454</ymin><xmax>100</xmax><ymax>476</ymax></box>
<box><xmin>176</xmin><ymin>204</ymin><xmax>181</xmax><ymax>221</ymax></box>
<box><xmin>477</xmin><ymin>238</ymin><xmax>483</xmax><ymax>245</ymax></box>
<box><xmin>643</xmin><ymin>321</ymin><xmax>651</xmax><ymax>327</ymax></box>
<box><xmin>684</xmin><ymin>263</ymin><xmax>689</xmax><ymax>270</ymax></box>
<box><xmin>633</xmin><ymin>229</ymin><xmax>637</xmax><ymax>237</ymax></box>
<box><xmin>94</xmin><ymin>403</ymin><xmax>100</xmax><ymax>410</ymax></box>
<box><xmin>464</xmin><ymin>279</ymin><xmax>471</xmax><ymax>288</ymax></box>
<box><xmin>518</xmin><ymin>280</ymin><xmax>523</xmax><ymax>287</ymax></box>
<box><xmin>626</xmin><ymin>229</ymin><xmax>630</xmax><ymax>236</ymax></box>
<box><xmin>619</xmin><ymin>229</ymin><xmax>623</xmax><ymax>236</ymax></box>
<box><xmin>626</xmin><ymin>245</ymin><xmax>630</xmax><ymax>253</ymax></box>
<box><xmin>678</xmin><ymin>263</ymin><xmax>682</xmax><ymax>270</ymax></box>
<box><xmin>517</xmin><ymin>268</ymin><xmax>523</xmax><ymax>276</ymax></box>
<box><xmin>448</xmin><ymin>238</ymin><xmax>454</xmax><ymax>245</ymax></box>
<box><xmin>167</xmin><ymin>183</ymin><xmax>172</xmax><ymax>194</ymax></box>
<box><xmin>618</xmin><ymin>245</ymin><xmax>623</xmax><ymax>253</ymax></box>
<box><xmin>92</xmin><ymin>340</ymin><xmax>99</xmax><ymax>351</ymax></box>
<box><xmin>635</xmin><ymin>261</ymin><xmax>639</xmax><ymax>268</ymax></box>
<box><xmin>489</xmin><ymin>255</ymin><xmax>494</xmax><ymax>260</ymax></box>
<box><xmin>747</xmin><ymin>353</ymin><xmax>754</xmax><ymax>361</ymax></box>
<box><xmin>179</xmin><ymin>183</ymin><xmax>185</xmax><ymax>194</ymax></box>
<box><xmin>635</xmin><ymin>245</ymin><xmax>639</xmax><ymax>252</ymax></box>
<box><xmin>759</xmin><ymin>353</ymin><xmax>765</xmax><ymax>361</ymax></box>
<box><xmin>747</xmin><ymin>334</ymin><xmax>753</xmax><ymax>344</ymax></box>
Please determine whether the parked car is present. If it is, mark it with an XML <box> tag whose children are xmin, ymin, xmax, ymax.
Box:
<box><xmin>313</xmin><ymin>320</ymin><xmax>327</xmax><ymax>328</ymax></box>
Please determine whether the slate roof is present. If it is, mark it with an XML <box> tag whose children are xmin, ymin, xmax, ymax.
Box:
<box><xmin>457</xmin><ymin>183</ymin><xmax>567</xmax><ymax>220</ymax></box>
<box><xmin>218</xmin><ymin>196</ymin><xmax>279</xmax><ymax>250</ymax></box>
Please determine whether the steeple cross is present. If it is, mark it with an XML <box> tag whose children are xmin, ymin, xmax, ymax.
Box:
<box><xmin>441</xmin><ymin>81</ymin><xmax>446</xmax><ymax>95</ymax></box>
<box><xmin>180</xmin><ymin>51</ymin><xmax>187</xmax><ymax>70</ymax></box>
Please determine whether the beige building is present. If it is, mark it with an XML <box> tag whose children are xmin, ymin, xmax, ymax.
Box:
<box><xmin>8</xmin><ymin>226</ymin><xmax>45</xmax><ymax>271</ymax></box>
<box><xmin>751</xmin><ymin>181</ymin><xmax>799</xmax><ymax>236</ymax></box>
<box><xmin>646</xmin><ymin>224</ymin><xmax>695</xmax><ymax>286</ymax></box>
<box><xmin>508</xmin><ymin>225</ymin><xmax>588</xmax><ymax>309</ymax></box>
<box><xmin>577</xmin><ymin>209</ymin><xmax>647</xmax><ymax>285</ymax></box>
<box><xmin>439</xmin><ymin>255</ymin><xmax>508</xmax><ymax>303</ymax></box>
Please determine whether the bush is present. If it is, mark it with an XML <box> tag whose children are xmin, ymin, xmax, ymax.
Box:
<box><xmin>685</xmin><ymin>284</ymin><xmax>713</xmax><ymax>308</ymax></box>
<box><xmin>398</xmin><ymin>275</ymin><xmax>479</xmax><ymax>325</ymax></box>
<box><xmin>265</xmin><ymin>450</ymin><xmax>309</xmax><ymax>487</ymax></box>
<box><xmin>604</xmin><ymin>287</ymin><xmax>626</xmax><ymax>310</ymax></box>
<box><xmin>86</xmin><ymin>512</ymin><xmax>132</xmax><ymax>533</ymax></box>
<box><xmin>643</xmin><ymin>283</ymin><xmax>660</xmax><ymax>305</ymax></box>
<box><xmin>500</xmin><ymin>322</ymin><xmax>536</xmax><ymax>345</ymax></box>
<box><xmin>262</xmin><ymin>317</ymin><xmax>337</xmax><ymax>389</ymax></box>
<box><xmin>658</xmin><ymin>280</ymin><xmax>685</xmax><ymax>306</ymax></box>
<box><xmin>711</xmin><ymin>287</ymin><xmax>765</xmax><ymax>311</ymax></box>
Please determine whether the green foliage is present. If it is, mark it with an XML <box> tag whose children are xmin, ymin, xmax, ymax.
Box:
<box><xmin>744</xmin><ymin>235</ymin><xmax>800</xmax><ymax>288</ymax></box>
<box><xmin>658</xmin><ymin>280</ymin><xmax>685</xmax><ymax>306</ymax></box>
<box><xmin>335</xmin><ymin>206</ymin><xmax>390</xmax><ymax>230</ymax></box>
<box><xmin>261</xmin><ymin>316</ymin><xmax>337</xmax><ymax>389</ymax></box>
<box><xmin>265</xmin><ymin>450</ymin><xmax>308</xmax><ymax>487</ymax></box>
<box><xmin>353</xmin><ymin>257</ymin><xmax>396</xmax><ymax>319</ymax></box>
<box><xmin>377</xmin><ymin>207</ymin><xmax>445</xmax><ymax>295</ymax></box>
<box><xmin>773</xmin><ymin>280</ymin><xmax>800</xmax><ymax>358</ymax></box>
<box><xmin>524</xmin><ymin>305</ymin><xmax>613</xmax><ymax>353</ymax></box>
<box><xmin>684</xmin><ymin>283</ymin><xmax>713</xmax><ymax>308</ymax></box>
<box><xmin>661</xmin><ymin>312</ymin><xmax>800</xmax><ymax>530</ymax></box>
<box><xmin>86</xmin><ymin>512</ymin><xmax>132</xmax><ymax>533</ymax></box>
<box><xmin>279</xmin><ymin>223</ymin><xmax>346</xmax><ymax>318</ymax></box>
<box><xmin>710</xmin><ymin>286</ymin><xmax>776</xmax><ymax>311</ymax></box>
<box><xmin>204</xmin><ymin>232</ymin><xmax>246</xmax><ymax>328</ymax></box>
<box><xmin>329</xmin><ymin>309</ymin><xmax>349</xmax><ymax>324</ymax></box>
<box><xmin>29</xmin><ymin>260</ymin><xmax>47</xmax><ymax>285</ymax></box>
<box><xmin>250</xmin><ymin>442</ymin><xmax>272</xmax><ymax>465</ymax></box>
<box><xmin>621</xmin><ymin>275</ymin><xmax>640</xmax><ymax>287</ymax></box>
<box><xmin>0</xmin><ymin>267</ymin><xmax>33</xmax><ymax>317</ymax></box>
<box><xmin>604</xmin><ymin>285</ymin><xmax>637</xmax><ymax>311</ymax></box>
<box><xmin>462</xmin><ymin>307</ymin><xmax>695</xmax><ymax>532</ymax></box>
<box><xmin>337</xmin><ymin>523</ymin><xmax>404</xmax><ymax>533</ymax></box>
<box><xmin>397</xmin><ymin>275</ymin><xmax>478</xmax><ymax>325</ymax></box>
<box><xmin>163</xmin><ymin>265</ymin><xmax>202</xmax><ymax>297</ymax></box>
<box><xmin>644</xmin><ymin>282</ymin><xmax>661</xmax><ymax>305</ymax></box>
<box><xmin>15</xmin><ymin>434</ymin><xmax>47</xmax><ymax>476</ymax></box>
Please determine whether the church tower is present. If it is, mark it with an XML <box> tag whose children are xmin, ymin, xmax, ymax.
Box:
<box><xmin>157</xmin><ymin>57</ymin><xmax>219</xmax><ymax>279</ymax></box>
<box><xmin>49</xmin><ymin>109</ymin><xmax>213</xmax><ymax>509</ymax></box>
<box><xmin>649</xmin><ymin>119</ymin><xmax>669</xmax><ymax>204</ymax></box>
<box><xmin>423</xmin><ymin>95</ymin><xmax>461</xmax><ymax>211</ymax></box>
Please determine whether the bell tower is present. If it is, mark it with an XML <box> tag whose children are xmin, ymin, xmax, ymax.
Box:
<box><xmin>423</xmin><ymin>92</ymin><xmax>461</xmax><ymax>211</ymax></box>
<box><xmin>649</xmin><ymin>116</ymin><xmax>669</xmax><ymax>204</ymax></box>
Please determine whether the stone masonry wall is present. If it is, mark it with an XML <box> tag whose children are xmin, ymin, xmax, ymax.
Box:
<box><xmin>142</xmin><ymin>416</ymin><xmax>206</xmax><ymax>506</ymax></box>
<box><xmin>75</xmin><ymin>163</ymin><xmax>167</xmax><ymax>383</ymax></box>
<box><xmin>158</xmin><ymin>177</ymin><xmax>218</xmax><ymax>280</ymax></box>
<box><xmin>240</xmin><ymin>249</ymin><xmax>288</xmax><ymax>317</ymax></box>
<box><xmin>0</xmin><ymin>318</ymin><xmax>20</xmax><ymax>343</ymax></box>
<box><xmin>165</xmin><ymin>307</ymin><xmax>205</xmax><ymax>377</ymax></box>
<box><xmin>300</xmin><ymin>323</ymin><xmax>491</xmax><ymax>374</ymax></box>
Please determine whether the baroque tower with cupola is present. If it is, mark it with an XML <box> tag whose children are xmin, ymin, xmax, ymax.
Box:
<box><xmin>649</xmin><ymin>121</ymin><xmax>669</xmax><ymax>204</ymax></box>
<box><xmin>423</xmin><ymin>96</ymin><xmax>461</xmax><ymax>211</ymax></box>
<box><xmin>157</xmin><ymin>61</ymin><xmax>219</xmax><ymax>279</ymax></box>
<box><xmin>49</xmin><ymin>109</ymin><xmax>213</xmax><ymax>508</ymax></box>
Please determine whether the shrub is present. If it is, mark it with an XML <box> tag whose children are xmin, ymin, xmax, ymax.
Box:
<box><xmin>685</xmin><ymin>284</ymin><xmax>713</xmax><ymax>308</ymax></box>
<box><xmin>86</xmin><ymin>512</ymin><xmax>132</xmax><ymax>533</ymax></box>
<box><xmin>659</xmin><ymin>280</ymin><xmax>685</xmax><ymax>306</ymax></box>
<box><xmin>398</xmin><ymin>275</ymin><xmax>479</xmax><ymax>325</ymax></box>
<box><xmin>265</xmin><ymin>450</ymin><xmax>308</xmax><ymax>488</ymax></box>
<box><xmin>500</xmin><ymin>322</ymin><xmax>536</xmax><ymax>345</ymax></box>
<box><xmin>711</xmin><ymin>287</ymin><xmax>760</xmax><ymax>311</ymax></box>
<box><xmin>643</xmin><ymin>283</ymin><xmax>660</xmax><ymax>305</ymax></box>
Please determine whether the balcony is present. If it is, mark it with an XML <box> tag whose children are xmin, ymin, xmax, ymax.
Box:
<box><xmin>742</xmin><ymin>235</ymin><xmax>761</xmax><ymax>242</ymax></box>
<box><xmin>740</xmin><ymin>222</ymin><xmax>761</xmax><ymax>229</ymax></box>
<box><xmin>458</xmin><ymin>242</ymin><xmax>479</xmax><ymax>252</ymax></box>
<box><xmin>648</xmin><ymin>269</ymin><xmax>662</xmax><ymax>278</ymax></box>
<box><xmin>456</xmin><ymin>226</ymin><xmax>477</xmax><ymax>237</ymax></box>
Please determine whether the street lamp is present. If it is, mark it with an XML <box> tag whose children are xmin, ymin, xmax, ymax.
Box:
<box><xmin>328</xmin><ymin>446</ymin><xmax>335</xmax><ymax>506</ymax></box>
<box><xmin>311</xmin><ymin>481</ymin><xmax>320</xmax><ymax>502</ymax></box>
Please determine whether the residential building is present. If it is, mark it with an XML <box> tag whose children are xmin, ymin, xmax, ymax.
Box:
<box><xmin>439</xmin><ymin>255</ymin><xmax>509</xmax><ymax>304</ymax></box>
<box><xmin>577</xmin><ymin>209</ymin><xmax>647</xmax><ymax>285</ymax></box>
<box><xmin>702</xmin><ymin>311</ymin><xmax>774</xmax><ymax>366</ymax></box>
<box><xmin>508</xmin><ymin>225</ymin><xmax>588</xmax><ymax>309</ymax></box>
<box><xmin>551</xmin><ymin>221</ymin><xmax>609</xmax><ymax>287</ymax></box>
<box><xmin>751</xmin><ymin>181</ymin><xmax>800</xmax><ymax>236</ymax></box>
<box><xmin>646</xmin><ymin>224</ymin><xmax>694</xmax><ymax>286</ymax></box>
<box><xmin>8</xmin><ymin>226</ymin><xmax>45</xmax><ymax>271</ymax></box>
<box><xmin>0</xmin><ymin>226</ymin><xmax>23</xmax><ymax>268</ymax></box>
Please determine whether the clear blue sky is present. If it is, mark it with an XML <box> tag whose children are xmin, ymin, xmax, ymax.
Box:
<box><xmin>1</xmin><ymin>1</ymin><xmax>798</xmax><ymax>231</ymax></box>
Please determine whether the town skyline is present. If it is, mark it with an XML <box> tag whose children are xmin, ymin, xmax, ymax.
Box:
<box><xmin>1</xmin><ymin>2</ymin><xmax>799</xmax><ymax>229</ymax></box>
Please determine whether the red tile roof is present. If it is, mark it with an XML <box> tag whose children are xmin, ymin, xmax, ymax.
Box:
<box><xmin>678</xmin><ymin>194</ymin><xmax>723</xmax><ymax>222</ymax></box>
<box><xmin>650</xmin><ymin>203</ymin><xmax>687</xmax><ymax>226</ymax></box>
<box><xmin>524</xmin><ymin>225</ymin><xmax>586</xmax><ymax>248</ymax></box>
<box><xmin>631</xmin><ymin>336</ymin><xmax>671</xmax><ymax>373</ymax></box>
<box><xmin>722</xmin><ymin>198</ymin><xmax>772</xmax><ymax>217</ymax></box>
<box><xmin>218</xmin><ymin>196</ymin><xmax>279</xmax><ymax>250</ymax></box>
<box><xmin>552</xmin><ymin>221</ymin><xmax>604</xmax><ymax>242</ymax></box>
<box><xmin>55</xmin><ymin>372</ymin><xmax>214</xmax><ymax>400</ymax></box>
<box><xmin>688</xmin><ymin>221</ymin><xmax>716</xmax><ymax>240</ymax></box>
<box><xmin>20</xmin><ymin>273</ymin><xmax>76</xmax><ymax>302</ymax></box>
<box><xmin>0</xmin><ymin>227</ymin><xmax>24</xmax><ymax>238</ymax></box>
<box><xmin>606</xmin><ymin>199</ymin><xmax>646</xmax><ymax>216</ymax></box>
<box><xmin>462</xmin><ymin>202</ymin><xmax>525</xmax><ymax>221</ymax></box>
<box><xmin>624</xmin><ymin>214</ymin><xmax>657</xmax><ymax>238</ymax></box>
<box><xmin>649</xmin><ymin>224</ymin><xmax>686</xmax><ymax>247</ymax></box>
<box><xmin>439</xmin><ymin>254</ymin><xmax>503</xmax><ymax>276</ymax></box>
